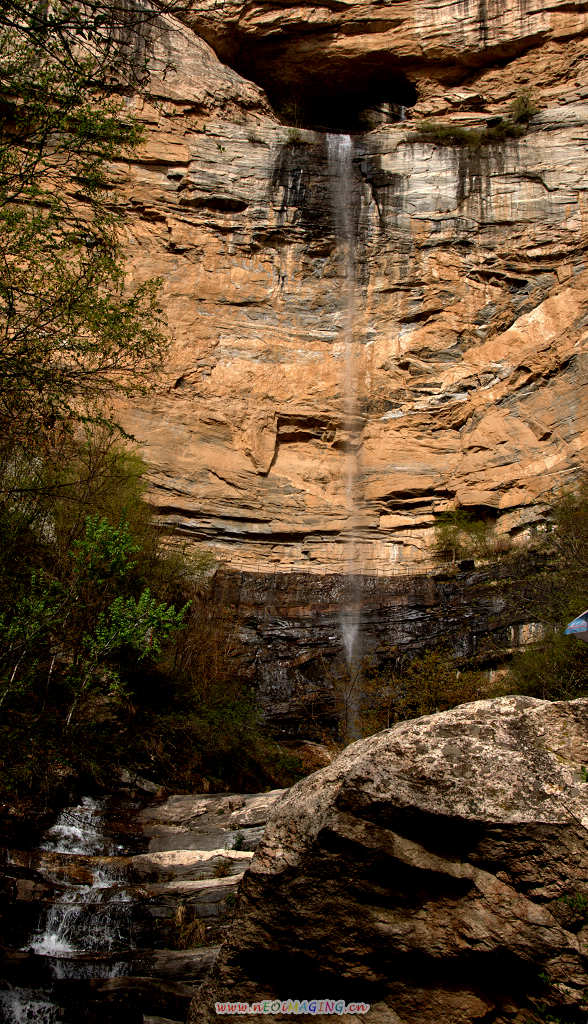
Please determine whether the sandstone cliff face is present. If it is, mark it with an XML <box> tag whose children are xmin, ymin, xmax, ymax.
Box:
<box><xmin>117</xmin><ymin>3</ymin><xmax>587</xmax><ymax>574</ymax></box>
<box><xmin>192</xmin><ymin>696</ymin><xmax>588</xmax><ymax>1023</ymax></box>
<box><xmin>184</xmin><ymin>0</ymin><xmax>588</xmax><ymax>121</ymax></box>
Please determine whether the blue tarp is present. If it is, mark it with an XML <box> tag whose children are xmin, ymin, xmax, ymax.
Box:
<box><xmin>564</xmin><ymin>609</ymin><xmax>588</xmax><ymax>642</ymax></box>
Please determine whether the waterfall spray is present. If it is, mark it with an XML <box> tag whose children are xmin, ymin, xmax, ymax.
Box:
<box><xmin>327</xmin><ymin>133</ymin><xmax>362</xmax><ymax>737</ymax></box>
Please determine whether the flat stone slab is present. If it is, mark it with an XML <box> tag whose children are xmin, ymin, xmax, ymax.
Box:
<box><xmin>138</xmin><ymin>791</ymin><xmax>286</xmax><ymax>854</ymax></box>
<box><xmin>127</xmin><ymin>848</ymin><xmax>252</xmax><ymax>882</ymax></box>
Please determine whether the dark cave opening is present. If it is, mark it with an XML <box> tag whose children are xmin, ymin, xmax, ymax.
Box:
<box><xmin>268</xmin><ymin>70</ymin><xmax>418</xmax><ymax>131</ymax></box>
<box><xmin>230</xmin><ymin>44</ymin><xmax>418</xmax><ymax>132</ymax></box>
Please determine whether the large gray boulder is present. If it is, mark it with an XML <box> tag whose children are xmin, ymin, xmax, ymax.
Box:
<box><xmin>191</xmin><ymin>696</ymin><xmax>588</xmax><ymax>1023</ymax></box>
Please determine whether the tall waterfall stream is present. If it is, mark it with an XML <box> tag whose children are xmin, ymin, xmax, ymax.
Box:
<box><xmin>327</xmin><ymin>132</ymin><xmax>363</xmax><ymax>737</ymax></box>
<box><xmin>1</xmin><ymin>133</ymin><xmax>371</xmax><ymax>1024</ymax></box>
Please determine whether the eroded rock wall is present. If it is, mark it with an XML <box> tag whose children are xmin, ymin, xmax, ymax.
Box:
<box><xmin>214</xmin><ymin>563</ymin><xmax>541</xmax><ymax>735</ymax></box>
<box><xmin>116</xmin><ymin>3</ymin><xmax>587</xmax><ymax>574</ymax></box>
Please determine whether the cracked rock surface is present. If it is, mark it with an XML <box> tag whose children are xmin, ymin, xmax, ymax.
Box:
<box><xmin>112</xmin><ymin>4</ymin><xmax>588</xmax><ymax>574</ymax></box>
<box><xmin>192</xmin><ymin>696</ymin><xmax>588</xmax><ymax>1023</ymax></box>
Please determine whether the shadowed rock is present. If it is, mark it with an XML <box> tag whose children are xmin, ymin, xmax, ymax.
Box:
<box><xmin>192</xmin><ymin>696</ymin><xmax>588</xmax><ymax>1023</ymax></box>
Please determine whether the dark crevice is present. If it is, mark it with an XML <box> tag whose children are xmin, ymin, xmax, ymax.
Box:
<box><xmin>177</xmin><ymin>194</ymin><xmax>248</xmax><ymax>213</ymax></box>
<box><xmin>267</xmin><ymin>70</ymin><xmax>418</xmax><ymax>132</ymax></box>
<box><xmin>223</xmin><ymin>36</ymin><xmax>418</xmax><ymax>132</ymax></box>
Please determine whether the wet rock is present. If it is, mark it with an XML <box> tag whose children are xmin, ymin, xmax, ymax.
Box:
<box><xmin>216</xmin><ymin>562</ymin><xmax>552</xmax><ymax>735</ymax></box>
<box><xmin>119</xmin><ymin>770</ymin><xmax>163</xmax><ymax>796</ymax></box>
<box><xmin>70</xmin><ymin>975</ymin><xmax>193</xmax><ymax>1022</ymax></box>
<box><xmin>148</xmin><ymin>947</ymin><xmax>219</xmax><ymax>982</ymax></box>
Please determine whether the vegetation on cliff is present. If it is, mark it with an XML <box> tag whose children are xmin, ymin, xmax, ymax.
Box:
<box><xmin>325</xmin><ymin>479</ymin><xmax>588</xmax><ymax>744</ymax></box>
<box><xmin>505</xmin><ymin>476</ymin><xmax>588</xmax><ymax>701</ymax></box>
<box><xmin>0</xmin><ymin>1</ymin><xmax>299</xmax><ymax>809</ymax></box>
<box><xmin>432</xmin><ymin>509</ymin><xmax>512</xmax><ymax>563</ymax></box>
<box><xmin>416</xmin><ymin>90</ymin><xmax>539</xmax><ymax>149</ymax></box>
<box><xmin>358</xmin><ymin>478</ymin><xmax>588</xmax><ymax>738</ymax></box>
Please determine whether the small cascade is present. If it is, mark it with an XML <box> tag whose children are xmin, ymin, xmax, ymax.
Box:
<box><xmin>0</xmin><ymin>987</ymin><xmax>59</xmax><ymax>1024</ymax></box>
<box><xmin>30</xmin><ymin>798</ymin><xmax>135</xmax><ymax>962</ymax></box>
<box><xmin>3</xmin><ymin>797</ymin><xmax>140</xmax><ymax>1023</ymax></box>
<box><xmin>39</xmin><ymin>796</ymin><xmax>122</xmax><ymax>856</ymax></box>
<box><xmin>30</xmin><ymin>881</ymin><xmax>134</xmax><ymax>960</ymax></box>
<box><xmin>327</xmin><ymin>133</ymin><xmax>363</xmax><ymax>738</ymax></box>
<box><xmin>1</xmin><ymin>788</ymin><xmax>280</xmax><ymax>1023</ymax></box>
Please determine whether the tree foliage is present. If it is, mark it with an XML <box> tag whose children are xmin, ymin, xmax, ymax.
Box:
<box><xmin>0</xmin><ymin>4</ymin><xmax>304</xmax><ymax>805</ymax></box>
<box><xmin>0</xmin><ymin>511</ymin><xmax>187</xmax><ymax>725</ymax></box>
<box><xmin>504</xmin><ymin>476</ymin><xmax>588</xmax><ymax>699</ymax></box>
<box><xmin>433</xmin><ymin>509</ymin><xmax>511</xmax><ymax>563</ymax></box>
<box><xmin>358</xmin><ymin>649</ymin><xmax>482</xmax><ymax>737</ymax></box>
<box><xmin>0</xmin><ymin>440</ymin><xmax>299</xmax><ymax>803</ymax></box>
<box><xmin>0</xmin><ymin>0</ymin><xmax>188</xmax><ymax>462</ymax></box>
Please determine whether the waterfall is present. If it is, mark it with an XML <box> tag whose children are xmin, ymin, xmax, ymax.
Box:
<box><xmin>0</xmin><ymin>988</ymin><xmax>59</xmax><ymax>1024</ymax></box>
<box><xmin>327</xmin><ymin>133</ymin><xmax>362</xmax><ymax>738</ymax></box>
<box><xmin>39</xmin><ymin>796</ymin><xmax>121</xmax><ymax>856</ymax></box>
<box><xmin>30</xmin><ymin>797</ymin><xmax>134</xmax><ymax>960</ymax></box>
<box><xmin>28</xmin><ymin>797</ymin><xmax>135</xmax><ymax>962</ymax></box>
<box><xmin>28</xmin><ymin>794</ymin><xmax>136</xmax><ymax>962</ymax></box>
<box><xmin>5</xmin><ymin>797</ymin><xmax>138</xmax><ymax>1022</ymax></box>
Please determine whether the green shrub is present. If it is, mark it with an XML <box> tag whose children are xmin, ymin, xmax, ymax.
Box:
<box><xmin>433</xmin><ymin>509</ymin><xmax>509</xmax><ymax>563</ymax></box>
<box><xmin>497</xmin><ymin>475</ymin><xmax>588</xmax><ymax>702</ymax></box>
<box><xmin>505</xmin><ymin>631</ymin><xmax>588</xmax><ymax>701</ymax></box>
<box><xmin>417</xmin><ymin>122</ymin><xmax>485</xmax><ymax>149</ymax></box>
<box><xmin>285</xmin><ymin>127</ymin><xmax>303</xmax><ymax>146</ymax></box>
<box><xmin>0</xmin><ymin>436</ymin><xmax>300</xmax><ymax>805</ymax></box>
<box><xmin>360</xmin><ymin>649</ymin><xmax>483</xmax><ymax>735</ymax></box>
<box><xmin>417</xmin><ymin>118</ymin><xmax>527</xmax><ymax>149</ymax></box>
<box><xmin>416</xmin><ymin>92</ymin><xmax>538</xmax><ymax>150</ymax></box>
<box><xmin>510</xmin><ymin>89</ymin><xmax>539</xmax><ymax>124</ymax></box>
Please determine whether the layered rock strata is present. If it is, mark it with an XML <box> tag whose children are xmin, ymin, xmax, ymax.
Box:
<box><xmin>115</xmin><ymin>4</ymin><xmax>588</xmax><ymax>574</ymax></box>
<box><xmin>0</xmin><ymin>789</ymin><xmax>283</xmax><ymax>1023</ymax></box>
<box><xmin>214</xmin><ymin>563</ymin><xmax>544</xmax><ymax>734</ymax></box>
<box><xmin>192</xmin><ymin>696</ymin><xmax>588</xmax><ymax>1023</ymax></box>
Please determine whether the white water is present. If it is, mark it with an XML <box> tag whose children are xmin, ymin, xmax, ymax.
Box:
<box><xmin>12</xmin><ymin>798</ymin><xmax>135</xmax><ymax>1021</ymax></box>
<box><xmin>31</xmin><ymin>800</ymin><xmax>134</xmax><ymax>958</ymax></box>
<box><xmin>0</xmin><ymin>988</ymin><xmax>58</xmax><ymax>1024</ymax></box>
<box><xmin>327</xmin><ymin>133</ymin><xmax>363</xmax><ymax>738</ymax></box>
<box><xmin>30</xmin><ymin>882</ymin><xmax>133</xmax><ymax>958</ymax></box>
<box><xmin>40</xmin><ymin>796</ymin><xmax>123</xmax><ymax>856</ymax></box>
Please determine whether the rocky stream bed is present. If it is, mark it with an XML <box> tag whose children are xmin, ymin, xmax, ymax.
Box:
<box><xmin>2</xmin><ymin>697</ymin><xmax>587</xmax><ymax>1024</ymax></box>
<box><xmin>0</xmin><ymin>785</ymin><xmax>283</xmax><ymax>1023</ymax></box>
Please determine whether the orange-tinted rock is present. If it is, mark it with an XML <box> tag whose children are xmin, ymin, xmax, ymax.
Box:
<box><xmin>114</xmin><ymin>7</ymin><xmax>587</xmax><ymax>574</ymax></box>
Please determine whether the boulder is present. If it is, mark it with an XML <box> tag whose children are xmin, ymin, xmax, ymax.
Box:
<box><xmin>193</xmin><ymin>696</ymin><xmax>588</xmax><ymax>1023</ymax></box>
